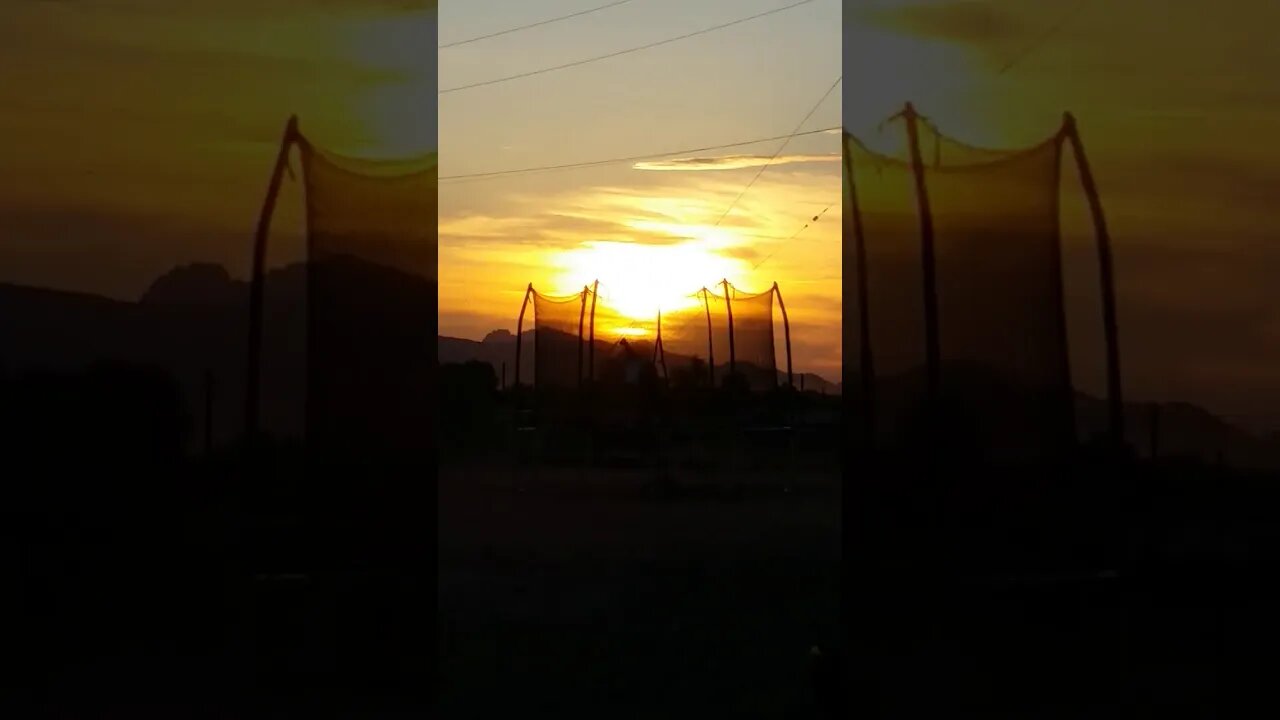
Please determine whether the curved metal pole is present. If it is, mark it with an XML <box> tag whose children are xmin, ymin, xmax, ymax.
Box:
<box><xmin>902</xmin><ymin>102</ymin><xmax>941</xmax><ymax>407</ymax></box>
<box><xmin>245</xmin><ymin>115</ymin><xmax>298</xmax><ymax>444</ymax></box>
<box><xmin>1065</xmin><ymin>112</ymin><xmax>1124</xmax><ymax>446</ymax></box>
<box><xmin>844</xmin><ymin>130</ymin><xmax>876</xmax><ymax>444</ymax></box>
<box><xmin>588</xmin><ymin>279</ymin><xmax>599</xmax><ymax>383</ymax></box>
<box><xmin>514</xmin><ymin>283</ymin><xmax>532</xmax><ymax>390</ymax></box>
<box><xmin>773</xmin><ymin>282</ymin><xmax>793</xmax><ymax>389</ymax></box>
<box><xmin>702</xmin><ymin>288</ymin><xmax>715</xmax><ymax>387</ymax></box>
<box><xmin>722</xmin><ymin>279</ymin><xmax>736</xmax><ymax>377</ymax></box>
<box><xmin>1049</xmin><ymin>124</ymin><xmax>1078</xmax><ymax>448</ymax></box>
<box><xmin>577</xmin><ymin>286</ymin><xmax>587</xmax><ymax>389</ymax></box>
<box><xmin>654</xmin><ymin>309</ymin><xmax>667</xmax><ymax>380</ymax></box>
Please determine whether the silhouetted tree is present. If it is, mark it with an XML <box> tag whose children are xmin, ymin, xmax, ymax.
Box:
<box><xmin>3</xmin><ymin>361</ymin><xmax>190</xmax><ymax>488</ymax></box>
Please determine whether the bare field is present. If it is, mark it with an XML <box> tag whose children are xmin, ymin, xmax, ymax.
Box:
<box><xmin>437</xmin><ymin>463</ymin><xmax>842</xmax><ymax>717</ymax></box>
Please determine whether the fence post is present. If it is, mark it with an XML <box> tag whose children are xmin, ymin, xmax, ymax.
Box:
<box><xmin>1065</xmin><ymin>112</ymin><xmax>1125</xmax><ymax>449</ymax></box>
<box><xmin>843</xmin><ymin>130</ymin><xmax>877</xmax><ymax>449</ymax></box>
<box><xmin>514</xmin><ymin>284</ymin><xmax>532</xmax><ymax>390</ymax></box>
<box><xmin>723</xmin><ymin>279</ymin><xmax>736</xmax><ymax>378</ymax></box>
<box><xmin>244</xmin><ymin>115</ymin><xmax>298</xmax><ymax>446</ymax></box>
<box><xmin>902</xmin><ymin>103</ymin><xmax>941</xmax><ymax>410</ymax></box>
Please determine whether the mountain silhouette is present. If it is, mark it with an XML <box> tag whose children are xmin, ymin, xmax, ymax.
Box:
<box><xmin>140</xmin><ymin>262</ymin><xmax>245</xmax><ymax>307</ymax></box>
<box><xmin>1</xmin><ymin>263</ymin><xmax>1276</xmax><ymax>468</ymax></box>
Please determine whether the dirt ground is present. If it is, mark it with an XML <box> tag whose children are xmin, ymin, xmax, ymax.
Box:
<box><xmin>436</xmin><ymin>463</ymin><xmax>842</xmax><ymax>717</ymax></box>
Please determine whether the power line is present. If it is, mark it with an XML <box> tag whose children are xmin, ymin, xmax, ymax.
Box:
<box><xmin>437</xmin><ymin>125</ymin><xmax>841</xmax><ymax>182</ymax></box>
<box><xmin>712</xmin><ymin>75</ymin><xmax>841</xmax><ymax>229</ymax></box>
<box><xmin>440</xmin><ymin>0</ymin><xmax>820</xmax><ymax>95</ymax></box>
<box><xmin>752</xmin><ymin>202</ymin><xmax>833</xmax><ymax>271</ymax></box>
<box><xmin>708</xmin><ymin>74</ymin><xmax>841</xmax><ymax>273</ymax></box>
<box><xmin>996</xmin><ymin>0</ymin><xmax>1092</xmax><ymax>75</ymax></box>
<box><xmin>439</xmin><ymin>0</ymin><xmax>637</xmax><ymax>50</ymax></box>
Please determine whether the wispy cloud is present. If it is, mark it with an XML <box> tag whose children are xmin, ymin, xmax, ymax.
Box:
<box><xmin>859</xmin><ymin>0</ymin><xmax>1025</xmax><ymax>46</ymax></box>
<box><xmin>436</xmin><ymin>215</ymin><xmax>541</xmax><ymax>240</ymax></box>
<box><xmin>633</xmin><ymin>153</ymin><xmax>839</xmax><ymax>171</ymax></box>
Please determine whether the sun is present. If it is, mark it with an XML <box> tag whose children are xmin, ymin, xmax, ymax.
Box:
<box><xmin>551</xmin><ymin>238</ymin><xmax>748</xmax><ymax>337</ymax></box>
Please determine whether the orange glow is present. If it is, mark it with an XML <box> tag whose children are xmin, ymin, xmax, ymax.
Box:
<box><xmin>552</xmin><ymin>238</ymin><xmax>748</xmax><ymax>324</ymax></box>
<box><xmin>438</xmin><ymin>171</ymin><xmax>842</xmax><ymax>376</ymax></box>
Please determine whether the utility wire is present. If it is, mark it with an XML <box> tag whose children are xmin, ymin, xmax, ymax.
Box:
<box><xmin>707</xmin><ymin>74</ymin><xmax>842</xmax><ymax>273</ymax></box>
<box><xmin>438</xmin><ymin>125</ymin><xmax>841</xmax><ymax>182</ymax></box>
<box><xmin>752</xmin><ymin>202</ymin><xmax>833</xmax><ymax>271</ymax></box>
<box><xmin>440</xmin><ymin>0</ymin><xmax>819</xmax><ymax>94</ymax></box>
<box><xmin>440</xmin><ymin>0</ymin><xmax>637</xmax><ymax>49</ymax></box>
<box><xmin>712</xmin><ymin>75</ymin><xmax>841</xmax><ymax>229</ymax></box>
<box><xmin>996</xmin><ymin>0</ymin><xmax>1092</xmax><ymax>75</ymax></box>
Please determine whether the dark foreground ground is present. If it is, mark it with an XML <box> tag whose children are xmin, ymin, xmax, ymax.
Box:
<box><xmin>437</xmin><ymin>463</ymin><xmax>842</xmax><ymax>717</ymax></box>
<box><xmin>6</xmin><ymin>449</ymin><xmax>1280</xmax><ymax>717</ymax></box>
<box><xmin>854</xmin><ymin>456</ymin><xmax>1280</xmax><ymax>718</ymax></box>
<box><xmin>2</xmin><ymin>458</ymin><xmax>840</xmax><ymax>717</ymax></box>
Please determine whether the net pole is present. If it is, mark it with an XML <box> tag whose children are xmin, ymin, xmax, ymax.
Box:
<box><xmin>1065</xmin><ymin>112</ymin><xmax>1124</xmax><ymax>447</ymax></box>
<box><xmin>514</xmin><ymin>284</ymin><xmax>532</xmax><ymax>390</ymax></box>
<box><xmin>244</xmin><ymin>115</ymin><xmax>298</xmax><ymax>446</ymax></box>
<box><xmin>577</xmin><ymin>286</ymin><xmax>587</xmax><ymax>390</ymax></box>
<box><xmin>703</xmin><ymin>288</ymin><xmax>716</xmax><ymax>387</ymax></box>
<box><xmin>902</xmin><ymin>103</ymin><xmax>941</xmax><ymax>409</ymax></box>
<box><xmin>1050</xmin><ymin>127</ymin><xmax>1078</xmax><ymax>450</ymax></box>
<box><xmin>723</xmin><ymin>279</ymin><xmax>737</xmax><ymax>378</ymax></box>
<box><xmin>843</xmin><ymin>131</ymin><xmax>877</xmax><ymax>445</ymax></box>
<box><xmin>773</xmin><ymin>282</ymin><xmax>793</xmax><ymax>389</ymax></box>
<box><xmin>588</xmin><ymin>280</ymin><xmax>599</xmax><ymax>383</ymax></box>
<box><xmin>655</xmin><ymin>309</ymin><xmax>667</xmax><ymax>380</ymax></box>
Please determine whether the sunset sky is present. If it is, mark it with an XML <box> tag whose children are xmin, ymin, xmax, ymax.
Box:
<box><xmin>438</xmin><ymin>0</ymin><xmax>843</xmax><ymax>381</ymax></box>
<box><xmin>1</xmin><ymin>0</ymin><xmax>1277</xmax><ymax>427</ymax></box>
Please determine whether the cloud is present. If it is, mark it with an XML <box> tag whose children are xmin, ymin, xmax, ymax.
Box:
<box><xmin>437</xmin><ymin>215</ymin><xmax>540</xmax><ymax>240</ymax></box>
<box><xmin>721</xmin><ymin>246</ymin><xmax>763</xmax><ymax>263</ymax></box>
<box><xmin>437</xmin><ymin>206</ymin><xmax>696</xmax><ymax>248</ymax></box>
<box><xmin>633</xmin><ymin>154</ymin><xmax>839</xmax><ymax>171</ymax></box>
<box><xmin>861</xmin><ymin>0</ymin><xmax>1025</xmax><ymax>45</ymax></box>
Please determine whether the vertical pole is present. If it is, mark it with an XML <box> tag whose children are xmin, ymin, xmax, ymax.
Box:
<box><xmin>577</xmin><ymin>286</ymin><xmax>587</xmax><ymax>390</ymax></box>
<box><xmin>514</xmin><ymin>284</ymin><xmax>532</xmax><ymax>390</ymax></box>
<box><xmin>773</xmin><ymin>282</ymin><xmax>793</xmax><ymax>389</ymax></box>
<box><xmin>588</xmin><ymin>280</ymin><xmax>599</xmax><ymax>383</ymax></box>
<box><xmin>244</xmin><ymin>115</ymin><xmax>298</xmax><ymax>445</ymax></box>
<box><xmin>655</xmin><ymin>310</ymin><xmax>667</xmax><ymax>380</ymax></box>
<box><xmin>501</xmin><ymin>361</ymin><xmax>507</xmax><ymax>392</ymax></box>
<box><xmin>1049</xmin><ymin>129</ymin><xmax>1078</xmax><ymax>451</ymax></box>
<box><xmin>902</xmin><ymin>103</ymin><xmax>941</xmax><ymax>408</ymax></box>
<box><xmin>703</xmin><ymin>288</ymin><xmax>716</xmax><ymax>387</ymax></box>
<box><xmin>722</xmin><ymin>279</ymin><xmax>736</xmax><ymax>378</ymax></box>
<box><xmin>586</xmin><ymin>281</ymin><xmax>599</xmax><ymax>470</ymax></box>
<box><xmin>1065</xmin><ymin>112</ymin><xmax>1125</xmax><ymax>447</ymax></box>
<box><xmin>843</xmin><ymin>131</ymin><xmax>877</xmax><ymax>446</ymax></box>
